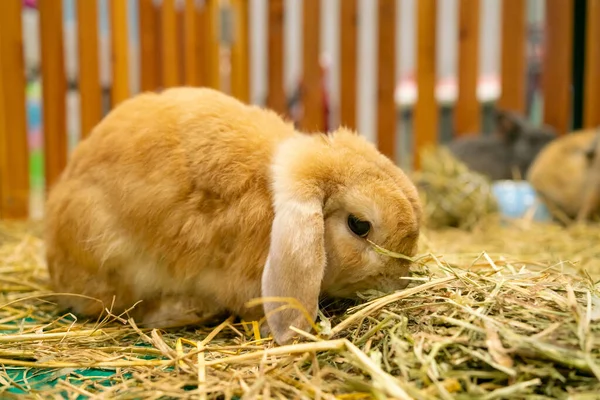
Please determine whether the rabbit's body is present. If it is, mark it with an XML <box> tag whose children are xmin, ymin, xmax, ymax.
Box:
<box><xmin>45</xmin><ymin>87</ymin><xmax>422</xmax><ymax>344</ymax></box>
<box><xmin>447</xmin><ymin>109</ymin><xmax>557</xmax><ymax>181</ymax></box>
<box><xmin>446</xmin><ymin>136</ymin><xmax>513</xmax><ymax>181</ymax></box>
<box><xmin>46</xmin><ymin>88</ymin><xmax>283</xmax><ymax>326</ymax></box>
<box><xmin>527</xmin><ymin>128</ymin><xmax>600</xmax><ymax>222</ymax></box>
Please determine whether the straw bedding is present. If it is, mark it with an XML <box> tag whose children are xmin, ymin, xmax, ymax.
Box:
<box><xmin>1</xmin><ymin>214</ymin><xmax>599</xmax><ymax>399</ymax></box>
<box><xmin>413</xmin><ymin>147</ymin><xmax>499</xmax><ymax>231</ymax></box>
<box><xmin>1</xmin><ymin>150</ymin><xmax>599</xmax><ymax>399</ymax></box>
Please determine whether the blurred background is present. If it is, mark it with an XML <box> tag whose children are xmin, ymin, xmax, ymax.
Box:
<box><xmin>1</xmin><ymin>0</ymin><xmax>598</xmax><ymax>221</ymax></box>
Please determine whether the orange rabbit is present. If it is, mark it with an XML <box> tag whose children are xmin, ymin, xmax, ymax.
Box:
<box><xmin>44</xmin><ymin>87</ymin><xmax>422</xmax><ymax>345</ymax></box>
<box><xmin>527</xmin><ymin>127</ymin><xmax>600</xmax><ymax>223</ymax></box>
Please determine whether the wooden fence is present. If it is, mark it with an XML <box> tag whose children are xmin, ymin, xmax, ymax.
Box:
<box><xmin>0</xmin><ymin>0</ymin><xmax>599</xmax><ymax>220</ymax></box>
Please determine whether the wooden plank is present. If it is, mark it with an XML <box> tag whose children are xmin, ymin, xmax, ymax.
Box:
<box><xmin>161</xmin><ymin>0</ymin><xmax>180</xmax><ymax>87</ymax></box>
<box><xmin>205</xmin><ymin>0</ymin><xmax>221</xmax><ymax>89</ymax></box>
<box><xmin>0</xmin><ymin>0</ymin><xmax>29</xmax><ymax>218</ymax></box>
<box><xmin>376</xmin><ymin>0</ymin><xmax>396</xmax><ymax>159</ymax></box>
<box><xmin>184</xmin><ymin>0</ymin><xmax>200</xmax><ymax>86</ymax></box>
<box><xmin>39</xmin><ymin>0</ymin><xmax>68</xmax><ymax>192</ymax></box>
<box><xmin>154</xmin><ymin>1</ymin><xmax>164</xmax><ymax>89</ymax></box>
<box><xmin>454</xmin><ymin>0</ymin><xmax>480</xmax><ymax>136</ymax></box>
<box><xmin>195</xmin><ymin>2</ymin><xmax>208</xmax><ymax>87</ymax></box>
<box><xmin>413</xmin><ymin>0</ymin><xmax>438</xmax><ymax>170</ymax></box>
<box><xmin>300</xmin><ymin>0</ymin><xmax>324</xmax><ymax>131</ymax></box>
<box><xmin>77</xmin><ymin>0</ymin><xmax>102</xmax><ymax>139</ymax></box>
<box><xmin>542</xmin><ymin>0</ymin><xmax>573</xmax><ymax>135</ymax></box>
<box><xmin>231</xmin><ymin>0</ymin><xmax>250</xmax><ymax>102</ymax></box>
<box><xmin>339</xmin><ymin>0</ymin><xmax>358</xmax><ymax>130</ymax></box>
<box><xmin>139</xmin><ymin>0</ymin><xmax>160</xmax><ymax>91</ymax></box>
<box><xmin>497</xmin><ymin>0</ymin><xmax>527</xmax><ymax>113</ymax></box>
<box><xmin>584</xmin><ymin>0</ymin><xmax>600</xmax><ymax>128</ymax></box>
<box><xmin>267</xmin><ymin>0</ymin><xmax>286</xmax><ymax>115</ymax></box>
<box><xmin>177</xmin><ymin>4</ymin><xmax>186</xmax><ymax>86</ymax></box>
<box><xmin>110</xmin><ymin>0</ymin><xmax>130</xmax><ymax>105</ymax></box>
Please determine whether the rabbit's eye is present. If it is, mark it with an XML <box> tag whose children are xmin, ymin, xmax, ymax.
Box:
<box><xmin>348</xmin><ymin>214</ymin><xmax>371</xmax><ymax>238</ymax></box>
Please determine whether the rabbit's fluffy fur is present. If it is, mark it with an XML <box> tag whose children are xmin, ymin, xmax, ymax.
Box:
<box><xmin>527</xmin><ymin>128</ymin><xmax>600</xmax><ymax>221</ymax></box>
<box><xmin>45</xmin><ymin>87</ymin><xmax>422</xmax><ymax>345</ymax></box>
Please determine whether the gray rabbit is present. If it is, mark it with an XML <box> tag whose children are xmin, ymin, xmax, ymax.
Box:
<box><xmin>446</xmin><ymin>109</ymin><xmax>557</xmax><ymax>181</ymax></box>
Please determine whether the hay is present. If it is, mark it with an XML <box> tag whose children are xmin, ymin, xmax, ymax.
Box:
<box><xmin>1</xmin><ymin>219</ymin><xmax>600</xmax><ymax>399</ymax></box>
<box><xmin>413</xmin><ymin>147</ymin><xmax>499</xmax><ymax>230</ymax></box>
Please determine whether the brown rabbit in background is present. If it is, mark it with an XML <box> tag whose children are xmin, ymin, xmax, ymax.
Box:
<box><xmin>447</xmin><ymin>109</ymin><xmax>557</xmax><ymax>181</ymax></box>
<box><xmin>44</xmin><ymin>87</ymin><xmax>422</xmax><ymax>345</ymax></box>
<box><xmin>527</xmin><ymin>127</ymin><xmax>600</xmax><ymax>223</ymax></box>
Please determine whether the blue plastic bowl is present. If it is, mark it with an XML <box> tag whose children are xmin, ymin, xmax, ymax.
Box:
<box><xmin>491</xmin><ymin>180</ymin><xmax>552</xmax><ymax>222</ymax></box>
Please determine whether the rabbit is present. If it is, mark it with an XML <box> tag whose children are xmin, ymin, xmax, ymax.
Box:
<box><xmin>44</xmin><ymin>87</ymin><xmax>422</xmax><ymax>345</ymax></box>
<box><xmin>446</xmin><ymin>109</ymin><xmax>557</xmax><ymax>181</ymax></box>
<box><xmin>527</xmin><ymin>127</ymin><xmax>600</xmax><ymax>223</ymax></box>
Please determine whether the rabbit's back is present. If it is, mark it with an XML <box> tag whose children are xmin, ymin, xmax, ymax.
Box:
<box><xmin>66</xmin><ymin>87</ymin><xmax>294</xmax><ymax>195</ymax></box>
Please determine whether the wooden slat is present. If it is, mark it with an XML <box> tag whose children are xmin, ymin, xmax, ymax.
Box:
<box><xmin>584</xmin><ymin>0</ymin><xmax>600</xmax><ymax>128</ymax></box>
<box><xmin>454</xmin><ymin>0</ymin><xmax>480</xmax><ymax>136</ymax></box>
<box><xmin>161</xmin><ymin>0</ymin><xmax>180</xmax><ymax>87</ymax></box>
<box><xmin>0</xmin><ymin>0</ymin><xmax>29</xmax><ymax>218</ymax></box>
<box><xmin>497</xmin><ymin>0</ymin><xmax>527</xmax><ymax>113</ymax></box>
<box><xmin>184</xmin><ymin>0</ymin><xmax>200</xmax><ymax>86</ymax></box>
<box><xmin>300</xmin><ymin>0</ymin><xmax>324</xmax><ymax>131</ymax></box>
<box><xmin>154</xmin><ymin>1</ymin><xmax>164</xmax><ymax>89</ymax></box>
<box><xmin>339</xmin><ymin>0</ymin><xmax>358</xmax><ymax>130</ymax></box>
<box><xmin>177</xmin><ymin>5</ymin><xmax>186</xmax><ymax>86</ymax></box>
<box><xmin>205</xmin><ymin>0</ymin><xmax>221</xmax><ymax>89</ymax></box>
<box><xmin>267</xmin><ymin>0</ymin><xmax>286</xmax><ymax>115</ymax></box>
<box><xmin>39</xmin><ymin>0</ymin><xmax>68</xmax><ymax>192</ymax></box>
<box><xmin>542</xmin><ymin>0</ymin><xmax>573</xmax><ymax>135</ymax></box>
<box><xmin>231</xmin><ymin>0</ymin><xmax>250</xmax><ymax>102</ymax></box>
<box><xmin>195</xmin><ymin>2</ymin><xmax>208</xmax><ymax>87</ymax></box>
<box><xmin>376</xmin><ymin>0</ymin><xmax>396</xmax><ymax>160</ymax></box>
<box><xmin>139</xmin><ymin>0</ymin><xmax>159</xmax><ymax>91</ymax></box>
<box><xmin>413</xmin><ymin>0</ymin><xmax>438</xmax><ymax>170</ymax></box>
<box><xmin>110</xmin><ymin>0</ymin><xmax>130</xmax><ymax>105</ymax></box>
<box><xmin>77</xmin><ymin>0</ymin><xmax>102</xmax><ymax>139</ymax></box>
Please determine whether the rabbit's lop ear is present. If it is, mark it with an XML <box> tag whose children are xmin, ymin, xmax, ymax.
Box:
<box><xmin>261</xmin><ymin>192</ymin><xmax>326</xmax><ymax>345</ymax></box>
